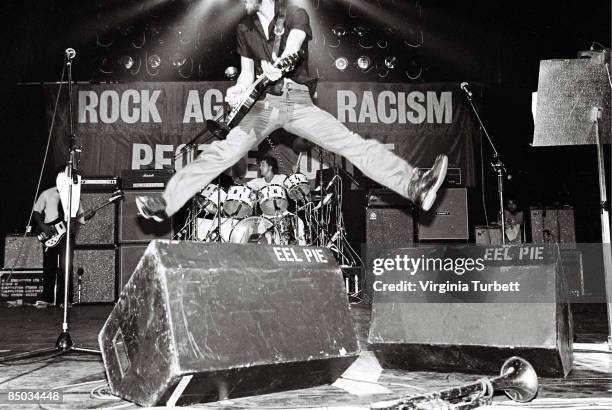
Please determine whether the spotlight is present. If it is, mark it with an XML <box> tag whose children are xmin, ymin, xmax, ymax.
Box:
<box><xmin>357</xmin><ymin>56</ymin><xmax>372</xmax><ymax>72</ymax></box>
<box><xmin>352</xmin><ymin>26</ymin><xmax>371</xmax><ymax>38</ymax></box>
<box><xmin>120</xmin><ymin>55</ymin><xmax>134</xmax><ymax>70</ymax></box>
<box><xmin>97</xmin><ymin>56</ymin><xmax>113</xmax><ymax>74</ymax></box>
<box><xmin>224</xmin><ymin>66</ymin><xmax>238</xmax><ymax>79</ymax></box>
<box><xmin>334</xmin><ymin>57</ymin><xmax>349</xmax><ymax>71</ymax></box>
<box><xmin>384</xmin><ymin>56</ymin><xmax>397</xmax><ymax>69</ymax></box>
<box><xmin>331</xmin><ymin>24</ymin><xmax>347</xmax><ymax>38</ymax></box>
<box><xmin>171</xmin><ymin>53</ymin><xmax>187</xmax><ymax>68</ymax></box>
<box><xmin>148</xmin><ymin>54</ymin><xmax>161</xmax><ymax>69</ymax></box>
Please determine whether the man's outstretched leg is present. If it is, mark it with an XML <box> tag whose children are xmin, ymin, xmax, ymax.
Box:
<box><xmin>285</xmin><ymin>98</ymin><xmax>448</xmax><ymax>211</ymax></box>
<box><xmin>136</xmin><ymin>103</ymin><xmax>278</xmax><ymax>220</ymax></box>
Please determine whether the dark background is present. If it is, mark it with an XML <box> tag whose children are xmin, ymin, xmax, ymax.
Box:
<box><xmin>0</xmin><ymin>0</ymin><xmax>610</xmax><ymax>243</ymax></box>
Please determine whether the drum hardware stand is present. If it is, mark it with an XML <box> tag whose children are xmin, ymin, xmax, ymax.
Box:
<box><xmin>462</xmin><ymin>84</ymin><xmax>508</xmax><ymax>244</ymax></box>
<box><xmin>1</xmin><ymin>49</ymin><xmax>100</xmax><ymax>363</ymax></box>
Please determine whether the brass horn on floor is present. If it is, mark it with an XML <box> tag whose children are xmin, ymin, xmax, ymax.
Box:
<box><xmin>370</xmin><ymin>356</ymin><xmax>538</xmax><ymax>410</ymax></box>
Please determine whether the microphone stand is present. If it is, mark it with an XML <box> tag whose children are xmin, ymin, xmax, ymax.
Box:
<box><xmin>462</xmin><ymin>85</ymin><xmax>508</xmax><ymax>245</ymax></box>
<box><xmin>1</xmin><ymin>50</ymin><xmax>100</xmax><ymax>363</ymax></box>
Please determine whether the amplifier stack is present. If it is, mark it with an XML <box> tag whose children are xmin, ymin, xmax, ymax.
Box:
<box><xmin>71</xmin><ymin>171</ymin><xmax>174</xmax><ymax>302</ymax></box>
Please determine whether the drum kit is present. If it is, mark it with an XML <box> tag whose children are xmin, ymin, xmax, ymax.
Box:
<box><xmin>174</xmin><ymin>151</ymin><xmax>361</xmax><ymax>271</ymax></box>
<box><xmin>191</xmin><ymin>172</ymin><xmax>312</xmax><ymax>246</ymax></box>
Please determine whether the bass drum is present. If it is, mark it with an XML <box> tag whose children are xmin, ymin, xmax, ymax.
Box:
<box><xmin>229</xmin><ymin>216</ymin><xmax>279</xmax><ymax>244</ymax></box>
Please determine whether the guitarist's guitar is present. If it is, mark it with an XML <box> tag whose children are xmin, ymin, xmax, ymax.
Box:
<box><xmin>206</xmin><ymin>51</ymin><xmax>304</xmax><ymax>138</ymax></box>
<box><xmin>38</xmin><ymin>190</ymin><xmax>124</xmax><ymax>249</ymax></box>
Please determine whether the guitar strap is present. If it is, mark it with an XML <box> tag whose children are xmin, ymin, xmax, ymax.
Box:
<box><xmin>269</xmin><ymin>0</ymin><xmax>288</xmax><ymax>95</ymax></box>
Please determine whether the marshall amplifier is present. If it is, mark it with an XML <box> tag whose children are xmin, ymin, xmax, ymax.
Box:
<box><xmin>416</xmin><ymin>167</ymin><xmax>463</xmax><ymax>186</ymax></box>
<box><xmin>81</xmin><ymin>176</ymin><xmax>119</xmax><ymax>191</ymax></box>
<box><xmin>121</xmin><ymin>169</ymin><xmax>175</xmax><ymax>190</ymax></box>
<box><xmin>417</xmin><ymin>188</ymin><xmax>469</xmax><ymax>241</ymax></box>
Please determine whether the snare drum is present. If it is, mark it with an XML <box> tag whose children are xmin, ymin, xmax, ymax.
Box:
<box><xmin>283</xmin><ymin>173</ymin><xmax>310</xmax><ymax>201</ymax></box>
<box><xmin>223</xmin><ymin>185</ymin><xmax>254</xmax><ymax>218</ymax></box>
<box><xmin>229</xmin><ymin>216</ymin><xmax>279</xmax><ymax>244</ymax></box>
<box><xmin>198</xmin><ymin>183</ymin><xmax>227</xmax><ymax>214</ymax></box>
<box><xmin>259</xmin><ymin>184</ymin><xmax>288</xmax><ymax>216</ymax></box>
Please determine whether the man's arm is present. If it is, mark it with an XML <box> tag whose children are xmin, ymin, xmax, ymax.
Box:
<box><xmin>279</xmin><ymin>29</ymin><xmax>307</xmax><ymax>59</ymax></box>
<box><xmin>32</xmin><ymin>211</ymin><xmax>52</xmax><ymax>235</ymax></box>
<box><xmin>262</xmin><ymin>28</ymin><xmax>307</xmax><ymax>80</ymax></box>
<box><xmin>226</xmin><ymin>56</ymin><xmax>255</xmax><ymax>105</ymax></box>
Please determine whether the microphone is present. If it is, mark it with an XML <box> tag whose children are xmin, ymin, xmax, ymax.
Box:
<box><xmin>65</xmin><ymin>48</ymin><xmax>76</xmax><ymax>60</ymax></box>
<box><xmin>460</xmin><ymin>82</ymin><xmax>472</xmax><ymax>98</ymax></box>
<box><xmin>325</xmin><ymin>175</ymin><xmax>338</xmax><ymax>191</ymax></box>
<box><xmin>325</xmin><ymin>231</ymin><xmax>340</xmax><ymax>248</ymax></box>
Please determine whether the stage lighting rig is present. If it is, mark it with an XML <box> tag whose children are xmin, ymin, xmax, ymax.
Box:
<box><xmin>357</xmin><ymin>55</ymin><xmax>372</xmax><ymax>72</ymax></box>
<box><xmin>224</xmin><ymin>66</ymin><xmax>238</xmax><ymax>79</ymax></box>
<box><xmin>334</xmin><ymin>57</ymin><xmax>349</xmax><ymax>71</ymax></box>
<box><xmin>384</xmin><ymin>56</ymin><xmax>397</xmax><ymax>69</ymax></box>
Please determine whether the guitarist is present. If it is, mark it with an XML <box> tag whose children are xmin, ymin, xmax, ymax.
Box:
<box><xmin>32</xmin><ymin>178</ymin><xmax>93</xmax><ymax>306</ymax></box>
<box><xmin>137</xmin><ymin>0</ymin><xmax>448</xmax><ymax>221</ymax></box>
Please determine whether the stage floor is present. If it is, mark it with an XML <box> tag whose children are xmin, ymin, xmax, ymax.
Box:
<box><xmin>0</xmin><ymin>304</ymin><xmax>610</xmax><ymax>410</ymax></box>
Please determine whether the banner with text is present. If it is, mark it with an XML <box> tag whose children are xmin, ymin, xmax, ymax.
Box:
<box><xmin>45</xmin><ymin>82</ymin><xmax>477</xmax><ymax>184</ymax></box>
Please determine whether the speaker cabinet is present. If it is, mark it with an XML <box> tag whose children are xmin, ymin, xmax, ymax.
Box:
<box><xmin>475</xmin><ymin>225</ymin><xmax>502</xmax><ymax>245</ymax></box>
<box><xmin>118</xmin><ymin>244</ymin><xmax>148</xmax><ymax>291</ymax></box>
<box><xmin>119</xmin><ymin>190</ymin><xmax>173</xmax><ymax>243</ymax></box>
<box><xmin>417</xmin><ymin>188</ymin><xmax>469</xmax><ymax>240</ymax></box>
<box><xmin>73</xmin><ymin>248</ymin><xmax>116</xmax><ymax>303</ymax></box>
<box><xmin>368</xmin><ymin>245</ymin><xmax>573</xmax><ymax>377</ymax></box>
<box><xmin>530</xmin><ymin>207</ymin><xmax>576</xmax><ymax>248</ymax></box>
<box><xmin>99</xmin><ymin>241</ymin><xmax>359</xmax><ymax>407</ymax></box>
<box><xmin>364</xmin><ymin>207</ymin><xmax>414</xmax><ymax>303</ymax></box>
<box><xmin>2</xmin><ymin>235</ymin><xmax>43</xmax><ymax>269</ymax></box>
<box><xmin>75</xmin><ymin>192</ymin><xmax>118</xmax><ymax>246</ymax></box>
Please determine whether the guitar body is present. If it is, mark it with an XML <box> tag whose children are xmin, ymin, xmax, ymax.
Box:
<box><xmin>37</xmin><ymin>190</ymin><xmax>124</xmax><ymax>250</ymax></box>
<box><xmin>38</xmin><ymin>220</ymin><xmax>67</xmax><ymax>249</ymax></box>
<box><xmin>207</xmin><ymin>51</ymin><xmax>303</xmax><ymax>138</ymax></box>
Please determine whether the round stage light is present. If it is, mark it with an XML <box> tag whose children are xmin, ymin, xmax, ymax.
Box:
<box><xmin>357</xmin><ymin>56</ymin><xmax>372</xmax><ymax>71</ymax></box>
<box><xmin>332</xmin><ymin>24</ymin><xmax>347</xmax><ymax>38</ymax></box>
<box><xmin>148</xmin><ymin>54</ymin><xmax>161</xmax><ymax>70</ymax></box>
<box><xmin>120</xmin><ymin>56</ymin><xmax>134</xmax><ymax>70</ymax></box>
<box><xmin>352</xmin><ymin>26</ymin><xmax>371</xmax><ymax>38</ymax></box>
<box><xmin>171</xmin><ymin>53</ymin><xmax>187</xmax><ymax>68</ymax></box>
<box><xmin>335</xmin><ymin>57</ymin><xmax>349</xmax><ymax>71</ymax></box>
<box><xmin>384</xmin><ymin>56</ymin><xmax>397</xmax><ymax>69</ymax></box>
<box><xmin>224</xmin><ymin>66</ymin><xmax>238</xmax><ymax>79</ymax></box>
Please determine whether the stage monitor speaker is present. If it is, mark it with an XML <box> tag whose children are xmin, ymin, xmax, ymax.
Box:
<box><xmin>75</xmin><ymin>192</ymin><xmax>118</xmax><ymax>246</ymax></box>
<box><xmin>99</xmin><ymin>241</ymin><xmax>360</xmax><ymax>407</ymax></box>
<box><xmin>73</xmin><ymin>248</ymin><xmax>116</xmax><ymax>303</ymax></box>
<box><xmin>530</xmin><ymin>207</ymin><xmax>576</xmax><ymax>248</ymax></box>
<box><xmin>417</xmin><ymin>188</ymin><xmax>469</xmax><ymax>240</ymax></box>
<box><xmin>118</xmin><ymin>244</ymin><xmax>148</xmax><ymax>291</ymax></box>
<box><xmin>364</xmin><ymin>207</ymin><xmax>414</xmax><ymax>303</ymax></box>
<box><xmin>119</xmin><ymin>190</ymin><xmax>173</xmax><ymax>243</ymax></box>
<box><xmin>2</xmin><ymin>235</ymin><xmax>42</xmax><ymax>269</ymax></box>
<box><xmin>368</xmin><ymin>245</ymin><xmax>573</xmax><ymax>377</ymax></box>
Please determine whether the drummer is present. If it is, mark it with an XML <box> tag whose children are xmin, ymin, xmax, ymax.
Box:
<box><xmin>246</xmin><ymin>156</ymin><xmax>287</xmax><ymax>192</ymax></box>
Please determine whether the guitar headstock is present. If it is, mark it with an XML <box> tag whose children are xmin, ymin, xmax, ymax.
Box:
<box><xmin>276</xmin><ymin>51</ymin><xmax>304</xmax><ymax>73</ymax></box>
<box><xmin>110</xmin><ymin>190</ymin><xmax>125</xmax><ymax>202</ymax></box>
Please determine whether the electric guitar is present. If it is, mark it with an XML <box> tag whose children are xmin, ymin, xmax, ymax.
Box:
<box><xmin>206</xmin><ymin>51</ymin><xmax>304</xmax><ymax>138</ymax></box>
<box><xmin>38</xmin><ymin>190</ymin><xmax>124</xmax><ymax>249</ymax></box>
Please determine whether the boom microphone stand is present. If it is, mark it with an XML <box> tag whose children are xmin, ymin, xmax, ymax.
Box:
<box><xmin>461</xmin><ymin>82</ymin><xmax>508</xmax><ymax>244</ymax></box>
<box><xmin>0</xmin><ymin>48</ymin><xmax>100</xmax><ymax>362</ymax></box>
